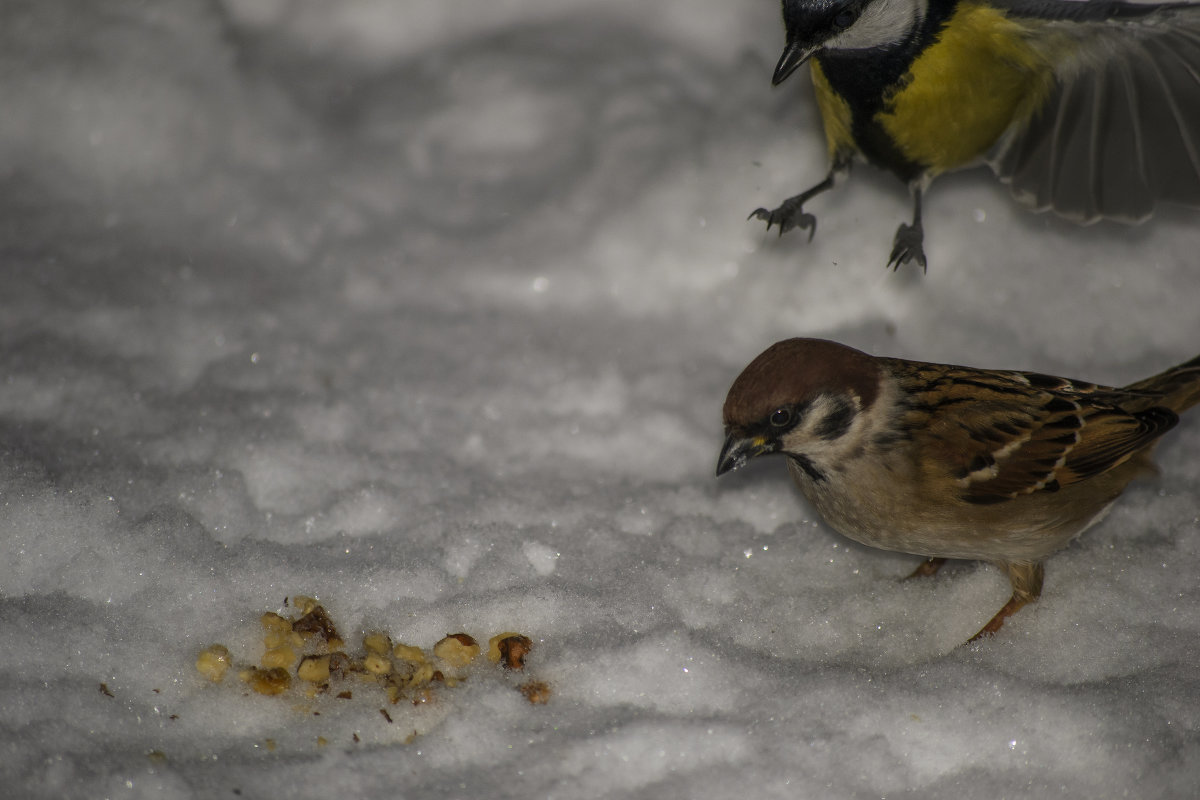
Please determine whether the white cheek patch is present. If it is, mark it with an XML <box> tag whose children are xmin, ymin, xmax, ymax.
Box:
<box><xmin>826</xmin><ymin>0</ymin><xmax>927</xmax><ymax>52</ymax></box>
<box><xmin>782</xmin><ymin>393</ymin><xmax>864</xmax><ymax>458</ymax></box>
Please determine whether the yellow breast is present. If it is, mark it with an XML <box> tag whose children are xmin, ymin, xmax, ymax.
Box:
<box><xmin>810</xmin><ymin>59</ymin><xmax>856</xmax><ymax>162</ymax></box>
<box><xmin>880</xmin><ymin>3</ymin><xmax>1061</xmax><ymax>175</ymax></box>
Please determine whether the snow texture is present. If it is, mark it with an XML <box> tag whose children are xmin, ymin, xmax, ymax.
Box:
<box><xmin>3</xmin><ymin>1</ymin><xmax>1200</xmax><ymax>798</ymax></box>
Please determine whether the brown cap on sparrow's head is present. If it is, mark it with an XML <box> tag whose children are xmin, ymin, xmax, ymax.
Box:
<box><xmin>717</xmin><ymin>338</ymin><xmax>881</xmax><ymax>476</ymax></box>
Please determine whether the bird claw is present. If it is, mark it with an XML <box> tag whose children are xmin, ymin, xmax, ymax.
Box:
<box><xmin>965</xmin><ymin>594</ymin><xmax>1028</xmax><ymax>644</ymax></box>
<box><xmin>888</xmin><ymin>222</ymin><xmax>927</xmax><ymax>272</ymax></box>
<box><xmin>749</xmin><ymin>205</ymin><xmax>817</xmax><ymax>242</ymax></box>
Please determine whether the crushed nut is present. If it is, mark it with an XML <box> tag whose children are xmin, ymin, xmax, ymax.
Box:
<box><xmin>292</xmin><ymin>604</ymin><xmax>340</xmax><ymax>644</ymax></box>
<box><xmin>291</xmin><ymin>596</ymin><xmax>319</xmax><ymax>615</ymax></box>
<box><xmin>518</xmin><ymin>680</ymin><xmax>551</xmax><ymax>705</ymax></box>
<box><xmin>494</xmin><ymin>635</ymin><xmax>533</xmax><ymax>670</ymax></box>
<box><xmin>297</xmin><ymin>654</ymin><xmax>332</xmax><ymax>684</ymax></box>
<box><xmin>433</xmin><ymin>634</ymin><xmax>480</xmax><ymax>667</ymax></box>
<box><xmin>196</xmin><ymin>645</ymin><xmax>232</xmax><ymax>683</ymax></box>
<box><xmin>241</xmin><ymin>667</ymin><xmax>291</xmax><ymax>696</ymax></box>
<box><xmin>261</xmin><ymin>645</ymin><xmax>298</xmax><ymax>670</ymax></box>
<box><xmin>392</xmin><ymin>643</ymin><xmax>428</xmax><ymax>665</ymax></box>
<box><xmin>363</xmin><ymin>652</ymin><xmax>392</xmax><ymax>676</ymax></box>
<box><xmin>363</xmin><ymin>632</ymin><xmax>391</xmax><ymax>655</ymax></box>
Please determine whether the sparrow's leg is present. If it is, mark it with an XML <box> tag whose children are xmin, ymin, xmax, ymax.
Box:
<box><xmin>905</xmin><ymin>557</ymin><xmax>947</xmax><ymax>580</ymax></box>
<box><xmin>749</xmin><ymin>166</ymin><xmax>841</xmax><ymax>241</ymax></box>
<box><xmin>967</xmin><ymin>561</ymin><xmax>1044</xmax><ymax>643</ymax></box>
<box><xmin>888</xmin><ymin>185</ymin><xmax>927</xmax><ymax>271</ymax></box>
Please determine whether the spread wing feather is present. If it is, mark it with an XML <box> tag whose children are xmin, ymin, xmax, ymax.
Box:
<box><xmin>987</xmin><ymin>4</ymin><xmax>1200</xmax><ymax>222</ymax></box>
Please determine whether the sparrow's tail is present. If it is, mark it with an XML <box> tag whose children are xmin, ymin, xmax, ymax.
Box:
<box><xmin>1123</xmin><ymin>353</ymin><xmax>1200</xmax><ymax>414</ymax></box>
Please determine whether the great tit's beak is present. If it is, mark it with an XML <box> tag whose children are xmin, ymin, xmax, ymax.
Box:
<box><xmin>772</xmin><ymin>40</ymin><xmax>815</xmax><ymax>85</ymax></box>
<box><xmin>716</xmin><ymin>433</ymin><xmax>776</xmax><ymax>477</ymax></box>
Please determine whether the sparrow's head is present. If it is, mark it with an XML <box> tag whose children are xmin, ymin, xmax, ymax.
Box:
<box><xmin>772</xmin><ymin>0</ymin><xmax>928</xmax><ymax>84</ymax></box>
<box><xmin>716</xmin><ymin>338</ymin><xmax>882</xmax><ymax>478</ymax></box>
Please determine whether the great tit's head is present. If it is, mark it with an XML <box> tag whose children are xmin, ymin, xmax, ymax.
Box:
<box><xmin>773</xmin><ymin>0</ymin><xmax>928</xmax><ymax>84</ymax></box>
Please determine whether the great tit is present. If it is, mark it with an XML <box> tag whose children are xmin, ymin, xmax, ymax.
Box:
<box><xmin>750</xmin><ymin>0</ymin><xmax>1200</xmax><ymax>269</ymax></box>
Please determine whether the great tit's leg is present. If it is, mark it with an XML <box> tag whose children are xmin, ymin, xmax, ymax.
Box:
<box><xmin>966</xmin><ymin>561</ymin><xmax>1044</xmax><ymax>643</ymax></box>
<box><xmin>888</xmin><ymin>185</ymin><xmax>927</xmax><ymax>271</ymax></box>
<box><xmin>749</xmin><ymin>167</ymin><xmax>840</xmax><ymax>241</ymax></box>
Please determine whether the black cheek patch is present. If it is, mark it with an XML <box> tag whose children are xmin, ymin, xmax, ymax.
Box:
<box><xmin>814</xmin><ymin>397</ymin><xmax>856</xmax><ymax>441</ymax></box>
<box><xmin>789</xmin><ymin>454</ymin><xmax>827</xmax><ymax>483</ymax></box>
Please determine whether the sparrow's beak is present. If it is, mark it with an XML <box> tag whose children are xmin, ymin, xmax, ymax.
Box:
<box><xmin>772</xmin><ymin>40</ymin><xmax>816</xmax><ymax>86</ymax></box>
<box><xmin>716</xmin><ymin>433</ymin><xmax>776</xmax><ymax>477</ymax></box>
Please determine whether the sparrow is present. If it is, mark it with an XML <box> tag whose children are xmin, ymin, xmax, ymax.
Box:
<box><xmin>749</xmin><ymin>0</ymin><xmax>1200</xmax><ymax>270</ymax></box>
<box><xmin>717</xmin><ymin>338</ymin><xmax>1200</xmax><ymax>641</ymax></box>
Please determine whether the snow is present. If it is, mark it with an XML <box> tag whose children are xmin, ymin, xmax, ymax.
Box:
<box><xmin>3</xmin><ymin>1</ymin><xmax>1200</xmax><ymax>797</ymax></box>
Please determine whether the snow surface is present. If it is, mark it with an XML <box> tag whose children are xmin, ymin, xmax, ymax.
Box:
<box><xmin>3</xmin><ymin>1</ymin><xmax>1200</xmax><ymax>797</ymax></box>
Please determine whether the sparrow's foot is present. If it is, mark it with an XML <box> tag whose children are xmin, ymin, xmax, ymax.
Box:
<box><xmin>749</xmin><ymin>203</ymin><xmax>817</xmax><ymax>242</ymax></box>
<box><xmin>966</xmin><ymin>561</ymin><xmax>1043</xmax><ymax>643</ymax></box>
<box><xmin>965</xmin><ymin>594</ymin><xmax>1029</xmax><ymax>643</ymax></box>
<box><xmin>905</xmin><ymin>557</ymin><xmax>947</xmax><ymax>580</ymax></box>
<box><xmin>888</xmin><ymin>221</ymin><xmax>927</xmax><ymax>272</ymax></box>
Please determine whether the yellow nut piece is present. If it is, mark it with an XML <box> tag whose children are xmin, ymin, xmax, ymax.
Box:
<box><xmin>362</xmin><ymin>632</ymin><xmax>391</xmax><ymax>655</ymax></box>
<box><xmin>261</xmin><ymin>645</ymin><xmax>297</xmax><ymax>670</ymax></box>
<box><xmin>297</xmin><ymin>654</ymin><xmax>332</xmax><ymax>684</ymax></box>
<box><xmin>410</xmin><ymin>662</ymin><xmax>435</xmax><ymax>687</ymax></box>
<box><xmin>487</xmin><ymin>632</ymin><xmax>528</xmax><ymax>663</ymax></box>
<box><xmin>363</xmin><ymin>652</ymin><xmax>392</xmax><ymax>675</ymax></box>
<box><xmin>291</xmin><ymin>596</ymin><xmax>319</xmax><ymax>615</ymax></box>
<box><xmin>260</xmin><ymin>612</ymin><xmax>292</xmax><ymax>632</ymax></box>
<box><xmin>263</xmin><ymin>630</ymin><xmax>291</xmax><ymax>650</ymax></box>
<box><xmin>195</xmin><ymin>645</ymin><xmax>231</xmax><ymax>683</ymax></box>
<box><xmin>392</xmin><ymin>643</ymin><xmax>428</xmax><ymax>665</ymax></box>
<box><xmin>241</xmin><ymin>667</ymin><xmax>291</xmax><ymax>696</ymax></box>
<box><xmin>433</xmin><ymin>634</ymin><xmax>480</xmax><ymax>667</ymax></box>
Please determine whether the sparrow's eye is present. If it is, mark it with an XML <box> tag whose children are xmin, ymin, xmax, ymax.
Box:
<box><xmin>769</xmin><ymin>408</ymin><xmax>793</xmax><ymax>427</ymax></box>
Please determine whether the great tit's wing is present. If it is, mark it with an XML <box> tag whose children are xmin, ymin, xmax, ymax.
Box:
<box><xmin>987</xmin><ymin>2</ymin><xmax>1200</xmax><ymax>223</ymax></box>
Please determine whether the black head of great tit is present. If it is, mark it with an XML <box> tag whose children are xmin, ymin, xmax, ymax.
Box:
<box><xmin>749</xmin><ymin>0</ymin><xmax>1200</xmax><ymax>271</ymax></box>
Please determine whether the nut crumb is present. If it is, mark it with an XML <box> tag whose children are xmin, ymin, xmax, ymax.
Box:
<box><xmin>363</xmin><ymin>632</ymin><xmax>392</xmax><ymax>655</ymax></box>
<box><xmin>196</xmin><ymin>645</ymin><xmax>231</xmax><ymax>683</ymax></box>
<box><xmin>298</xmin><ymin>655</ymin><xmax>332</xmax><ymax>684</ymax></box>
<box><xmin>292</xmin><ymin>604</ymin><xmax>340</xmax><ymax>645</ymax></box>
<box><xmin>241</xmin><ymin>667</ymin><xmax>291</xmax><ymax>696</ymax></box>
<box><xmin>518</xmin><ymin>680</ymin><xmax>551</xmax><ymax>705</ymax></box>
<box><xmin>363</xmin><ymin>652</ymin><xmax>392</xmax><ymax>676</ymax></box>
<box><xmin>433</xmin><ymin>634</ymin><xmax>480</xmax><ymax>667</ymax></box>
<box><xmin>261</xmin><ymin>612</ymin><xmax>291</xmax><ymax>633</ymax></box>
<box><xmin>496</xmin><ymin>635</ymin><xmax>533</xmax><ymax>670</ymax></box>
<box><xmin>392</xmin><ymin>643</ymin><xmax>427</xmax><ymax>665</ymax></box>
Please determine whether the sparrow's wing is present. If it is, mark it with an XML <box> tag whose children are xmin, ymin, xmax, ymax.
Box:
<box><xmin>901</xmin><ymin>366</ymin><xmax>1179</xmax><ymax>504</ymax></box>
<box><xmin>1121</xmin><ymin>352</ymin><xmax>1200</xmax><ymax>413</ymax></box>
<box><xmin>986</xmin><ymin>2</ymin><xmax>1200</xmax><ymax>222</ymax></box>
